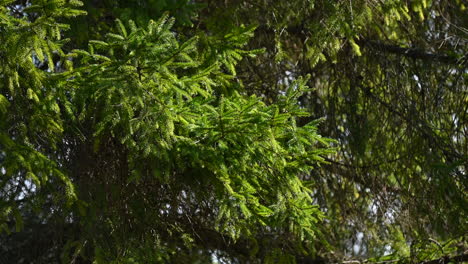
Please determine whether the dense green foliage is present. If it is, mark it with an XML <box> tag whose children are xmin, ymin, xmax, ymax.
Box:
<box><xmin>1</xmin><ymin>0</ymin><xmax>467</xmax><ymax>263</ymax></box>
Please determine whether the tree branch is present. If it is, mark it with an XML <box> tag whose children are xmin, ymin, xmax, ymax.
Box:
<box><xmin>254</xmin><ymin>24</ymin><xmax>466</xmax><ymax>65</ymax></box>
<box><xmin>419</xmin><ymin>252</ymin><xmax>468</xmax><ymax>264</ymax></box>
<box><xmin>355</xmin><ymin>39</ymin><xmax>465</xmax><ymax>65</ymax></box>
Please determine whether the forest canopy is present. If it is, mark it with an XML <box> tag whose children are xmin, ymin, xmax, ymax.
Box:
<box><xmin>0</xmin><ymin>0</ymin><xmax>467</xmax><ymax>263</ymax></box>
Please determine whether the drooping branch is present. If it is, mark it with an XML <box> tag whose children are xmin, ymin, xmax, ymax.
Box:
<box><xmin>419</xmin><ymin>252</ymin><xmax>468</xmax><ymax>264</ymax></box>
<box><xmin>357</xmin><ymin>39</ymin><xmax>466</xmax><ymax>65</ymax></box>
<box><xmin>254</xmin><ymin>24</ymin><xmax>466</xmax><ymax>66</ymax></box>
<box><xmin>342</xmin><ymin>252</ymin><xmax>468</xmax><ymax>264</ymax></box>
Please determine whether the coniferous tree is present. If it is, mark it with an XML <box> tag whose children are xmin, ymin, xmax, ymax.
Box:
<box><xmin>1</xmin><ymin>1</ymin><xmax>333</xmax><ymax>263</ymax></box>
<box><xmin>1</xmin><ymin>0</ymin><xmax>467</xmax><ymax>263</ymax></box>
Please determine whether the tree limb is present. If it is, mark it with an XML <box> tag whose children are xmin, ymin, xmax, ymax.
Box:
<box><xmin>357</xmin><ymin>39</ymin><xmax>466</xmax><ymax>65</ymax></box>
<box><xmin>419</xmin><ymin>252</ymin><xmax>468</xmax><ymax>264</ymax></box>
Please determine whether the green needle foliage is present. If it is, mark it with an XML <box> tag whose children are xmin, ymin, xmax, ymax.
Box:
<box><xmin>1</xmin><ymin>1</ymin><xmax>334</xmax><ymax>263</ymax></box>
<box><xmin>198</xmin><ymin>0</ymin><xmax>468</xmax><ymax>262</ymax></box>
<box><xmin>0</xmin><ymin>0</ymin><xmax>86</xmax><ymax>234</ymax></box>
<box><xmin>1</xmin><ymin>0</ymin><xmax>467</xmax><ymax>263</ymax></box>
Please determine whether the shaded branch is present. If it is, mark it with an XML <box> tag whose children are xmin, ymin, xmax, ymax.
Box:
<box><xmin>419</xmin><ymin>252</ymin><xmax>468</xmax><ymax>264</ymax></box>
<box><xmin>357</xmin><ymin>39</ymin><xmax>466</xmax><ymax>65</ymax></box>
<box><xmin>254</xmin><ymin>24</ymin><xmax>466</xmax><ymax>65</ymax></box>
<box><xmin>342</xmin><ymin>253</ymin><xmax>468</xmax><ymax>264</ymax></box>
